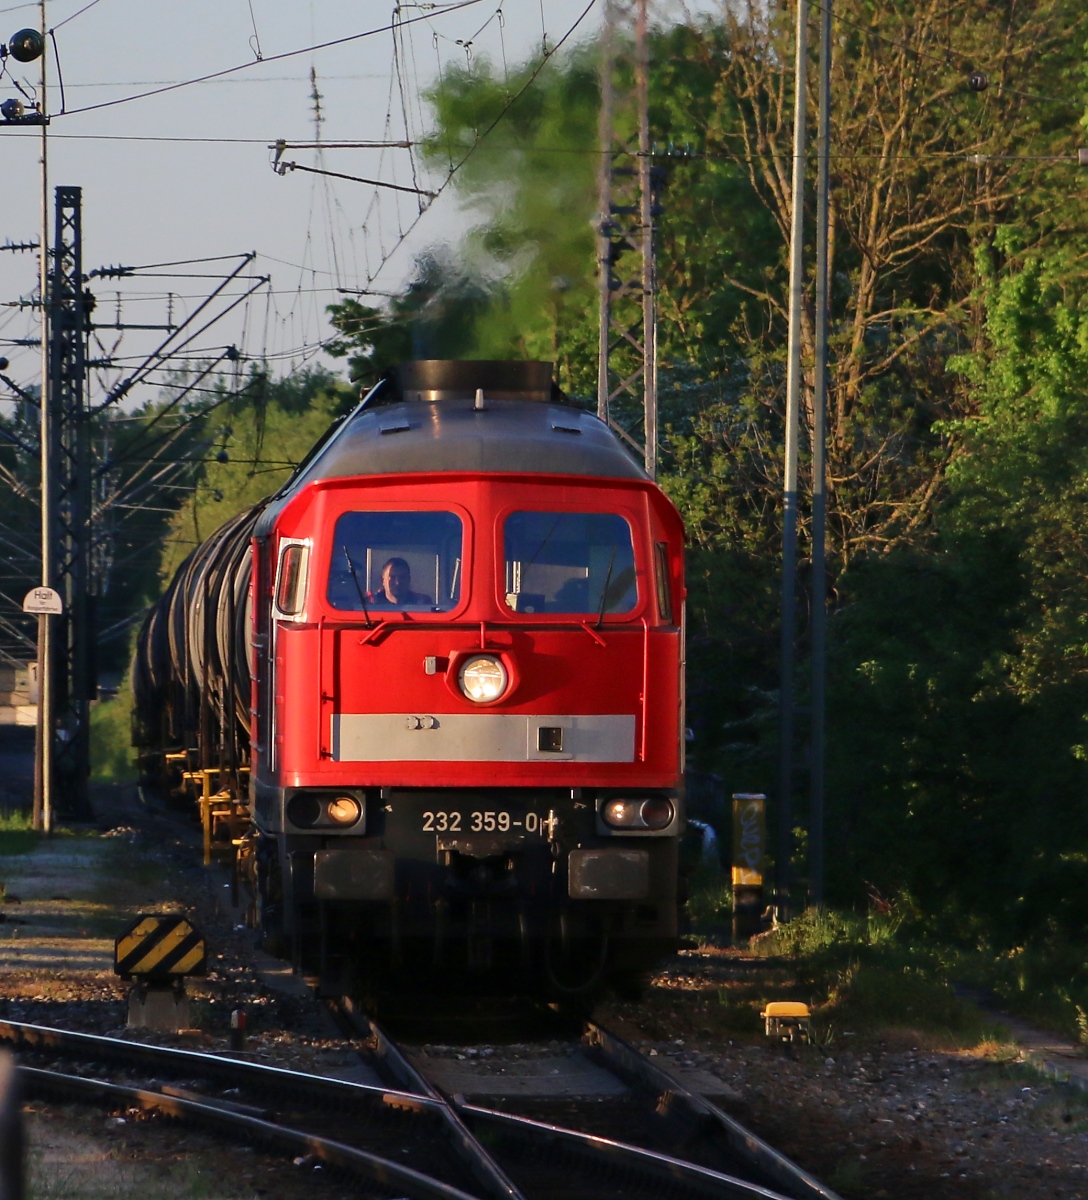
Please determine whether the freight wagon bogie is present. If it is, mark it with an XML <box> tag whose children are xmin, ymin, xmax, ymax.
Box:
<box><xmin>134</xmin><ymin>361</ymin><xmax>687</xmax><ymax>999</ymax></box>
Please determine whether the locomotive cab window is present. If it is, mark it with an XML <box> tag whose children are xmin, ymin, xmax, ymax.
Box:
<box><xmin>275</xmin><ymin>542</ymin><xmax>309</xmax><ymax>616</ymax></box>
<box><xmin>327</xmin><ymin>511</ymin><xmax>464</xmax><ymax>612</ymax></box>
<box><xmin>504</xmin><ymin>511</ymin><xmax>637</xmax><ymax>615</ymax></box>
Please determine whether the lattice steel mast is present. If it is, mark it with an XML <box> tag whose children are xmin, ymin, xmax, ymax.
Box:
<box><xmin>596</xmin><ymin>0</ymin><xmax>660</xmax><ymax>479</ymax></box>
<box><xmin>48</xmin><ymin>185</ymin><xmax>94</xmax><ymax>816</ymax></box>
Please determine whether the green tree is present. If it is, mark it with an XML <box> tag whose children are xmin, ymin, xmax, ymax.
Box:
<box><xmin>158</xmin><ymin>368</ymin><xmax>354</xmax><ymax>580</ymax></box>
<box><xmin>822</xmin><ymin>232</ymin><xmax>1088</xmax><ymax>929</ymax></box>
<box><xmin>945</xmin><ymin>234</ymin><xmax>1088</xmax><ymax>695</ymax></box>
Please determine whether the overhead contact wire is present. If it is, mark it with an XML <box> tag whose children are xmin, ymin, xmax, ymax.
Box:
<box><xmin>56</xmin><ymin>0</ymin><xmax>488</xmax><ymax>117</ymax></box>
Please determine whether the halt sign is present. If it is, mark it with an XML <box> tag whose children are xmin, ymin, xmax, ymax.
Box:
<box><xmin>22</xmin><ymin>587</ymin><xmax>62</xmax><ymax>615</ymax></box>
<box><xmin>114</xmin><ymin>914</ymin><xmax>207</xmax><ymax>981</ymax></box>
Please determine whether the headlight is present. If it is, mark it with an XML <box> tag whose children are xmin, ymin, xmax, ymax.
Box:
<box><xmin>286</xmin><ymin>792</ymin><xmax>363</xmax><ymax>829</ymax></box>
<box><xmin>459</xmin><ymin>654</ymin><xmax>508</xmax><ymax>703</ymax></box>
<box><xmin>326</xmin><ymin>795</ymin><xmax>361</xmax><ymax>826</ymax></box>
<box><xmin>601</xmin><ymin>797</ymin><xmax>674</xmax><ymax>831</ymax></box>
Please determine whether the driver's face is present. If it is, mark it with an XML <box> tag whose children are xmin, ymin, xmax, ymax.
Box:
<box><xmin>383</xmin><ymin>565</ymin><xmax>411</xmax><ymax>598</ymax></box>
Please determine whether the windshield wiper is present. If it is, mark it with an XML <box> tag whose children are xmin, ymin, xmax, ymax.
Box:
<box><xmin>342</xmin><ymin>544</ymin><xmax>372</xmax><ymax>629</ymax></box>
<box><xmin>596</xmin><ymin>545</ymin><xmax>618</xmax><ymax>629</ymax></box>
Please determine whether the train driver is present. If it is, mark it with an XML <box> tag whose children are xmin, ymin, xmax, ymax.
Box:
<box><xmin>369</xmin><ymin>556</ymin><xmax>432</xmax><ymax>607</ymax></box>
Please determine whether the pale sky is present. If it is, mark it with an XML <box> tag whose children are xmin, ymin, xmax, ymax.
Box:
<box><xmin>0</xmin><ymin>0</ymin><xmax>711</xmax><ymax>409</ymax></box>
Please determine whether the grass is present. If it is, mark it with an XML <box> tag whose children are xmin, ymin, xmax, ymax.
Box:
<box><xmin>685</xmin><ymin>863</ymin><xmax>733</xmax><ymax>933</ymax></box>
<box><xmin>749</xmin><ymin>905</ymin><xmax>905</xmax><ymax>957</ymax></box>
<box><xmin>0</xmin><ymin>808</ymin><xmax>40</xmax><ymax>856</ymax></box>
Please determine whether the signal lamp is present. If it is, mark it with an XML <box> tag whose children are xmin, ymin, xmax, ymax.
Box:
<box><xmin>286</xmin><ymin>793</ymin><xmax>321</xmax><ymax>828</ymax></box>
<box><xmin>286</xmin><ymin>791</ymin><xmax>363</xmax><ymax>829</ymax></box>
<box><xmin>326</xmin><ymin>796</ymin><xmax>361</xmax><ymax>826</ymax></box>
<box><xmin>601</xmin><ymin>797</ymin><xmax>674</xmax><ymax>831</ymax></box>
<box><xmin>8</xmin><ymin>29</ymin><xmax>44</xmax><ymax>62</ymax></box>
<box><xmin>458</xmin><ymin>654</ymin><xmax>507</xmax><ymax>703</ymax></box>
<box><xmin>1</xmin><ymin>98</ymin><xmax>24</xmax><ymax>120</ymax></box>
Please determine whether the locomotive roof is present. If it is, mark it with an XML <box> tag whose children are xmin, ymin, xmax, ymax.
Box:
<box><xmin>277</xmin><ymin>360</ymin><xmax>647</xmax><ymax>494</ymax></box>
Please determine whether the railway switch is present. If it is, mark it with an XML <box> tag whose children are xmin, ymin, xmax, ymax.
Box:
<box><xmin>114</xmin><ymin>914</ymin><xmax>207</xmax><ymax>1032</ymax></box>
<box><xmin>760</xmin><ymin>1001</ymin><xmax>812</xmax><ymax>1044</ymax></box>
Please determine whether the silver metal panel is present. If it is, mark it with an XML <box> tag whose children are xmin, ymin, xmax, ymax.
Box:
<box><xmin>330</xmin><ymin>713</ymin><xmax>636</xmax><ymax>763</ymax></box>
<box><xmin>568</xmin><ymin>849</ymin><xmax>650</xmax><ymax>899</ymax></box>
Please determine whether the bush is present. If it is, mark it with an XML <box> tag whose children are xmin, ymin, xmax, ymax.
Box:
<box><xmin>89</xmin><ymin>685</ymin><xmax>136</xmax><ymax>783</ymax></box>
<box><xmin>751</xmin><ymin>905</ymin><xmax>988</xmax><ymax>1038</ymax></box>
<box><xmin>686</xmin><ymin>863</ymin><xmax>733</xmax><ymax>933</ymax></box>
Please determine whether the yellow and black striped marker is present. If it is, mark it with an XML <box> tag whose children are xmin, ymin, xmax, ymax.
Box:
<box><xmin>114</xmin><ymin>915</ymin><xmax>207</xmax><ymax>981</ymax></box>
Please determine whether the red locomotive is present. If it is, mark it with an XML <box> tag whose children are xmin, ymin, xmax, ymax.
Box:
<box><xmin>134</xmin><ymin>360</ymin><xmax>686</xmax><ymax>996</ymax></box>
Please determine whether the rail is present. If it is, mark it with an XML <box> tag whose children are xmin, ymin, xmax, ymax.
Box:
<box><xmin>0</xmin><ymin>1015</ymin><xmax>814</xmax><ymax>1200</ymax></box>
<box><xmin>583</xmin><ymin>1021</ymin><xmax>842</xmax><ymax>1200</ymax></box>
<box><xmin>20</xmin><ymin>1065</ymin><xmax>477</xmax><ymax>1200</ymax></box>
<box><xmin>330</xmin><ymin>995</ymin><xmax>528</xmax><ymax>1200</ymax></box>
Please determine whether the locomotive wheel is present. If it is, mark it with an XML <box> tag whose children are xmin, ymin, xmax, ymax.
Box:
<box><xmin>542</xmin><ymin>929</ymin><xmax>609</xmax><ymax>1003</ymax></box>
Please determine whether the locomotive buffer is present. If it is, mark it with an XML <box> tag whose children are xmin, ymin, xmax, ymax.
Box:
<box><xmin>114</xmin><ymin>914</ymin><xmax>206</xmax><ymax>1032</ymax></box>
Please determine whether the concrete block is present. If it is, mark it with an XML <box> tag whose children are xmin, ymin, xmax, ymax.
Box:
<box><xmin>127</xmin><ymin>984</ymin><xmax>189</xmax><ymax>1032</ymax></box>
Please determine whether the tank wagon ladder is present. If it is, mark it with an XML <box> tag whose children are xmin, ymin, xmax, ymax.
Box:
<box><xmin>181</xmin><ymin>765</ymin><xmax>252</xmax><ymax>869</ymax></box>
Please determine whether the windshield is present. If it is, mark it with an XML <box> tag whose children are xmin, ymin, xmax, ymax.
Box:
<box><xmin>327</xmin><ymin>511</ymin><xmax>463</xmax><ymax>612</ymax></box>
<box><xmin>503</xmin><ymin>511</ymin><xmax>637</xmax><ymax>615</ymax></box>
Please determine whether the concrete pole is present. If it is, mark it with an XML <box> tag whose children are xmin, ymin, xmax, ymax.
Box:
<box><xmin>810</xmin><ymin>0</ymin><xmax>832</xmax><ymax>908</ymax></box>
<box><xmin>777</xmin><ymin>0</ymin><xmax>809</xmax><ymax>922</ymax></box>
<box><xmin>595</xmin><ymin>0</ymin><xmax>614</xmax><ymax>424</ymax></box>
<box><xmin>34</xmin><ymin>0</ymin><xmax>53</xmax><ymax>835</ymax></box>
<box><xmin>634</xmin><ymin>0</ymin><xmax>657</xmax><ymax>479</ymax></box>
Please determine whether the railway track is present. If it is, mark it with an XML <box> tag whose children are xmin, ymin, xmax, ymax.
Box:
<box><xmin>0</xmin><ymin>1011</ymin><xmax>841</xmax><ymax>1200</ymax></box>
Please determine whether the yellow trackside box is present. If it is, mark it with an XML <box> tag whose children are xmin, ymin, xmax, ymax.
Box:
<box><xmin>761</xmin><ymin>1001</ymin><xmax>812</xmax><ymax>1042</ymax></box>
<box><xmin>114</xmin><ymin>914</ymin><xmax>207</xmax><ymax>982</ymax></box>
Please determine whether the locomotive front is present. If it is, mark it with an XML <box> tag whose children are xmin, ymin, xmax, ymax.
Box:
<box><xmin>251</xmin><ymin>360</ymin><xmax>685</xmax><ymax>995</ymax></box>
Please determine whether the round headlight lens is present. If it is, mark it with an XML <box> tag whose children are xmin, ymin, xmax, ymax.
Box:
<box><xmin>602</xmin><ymin>799</ymin><xmax>641</xmax><ymax>827</ymax></box>
<box><xmin>459</xmin><ymin>655</ymin><xmax>508</xmax><ymax>703</ymax></box>
<box><xmin>326</xmin><ymin>795</ymin><xmax>361</xmax><ymax>826</ymax></box>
